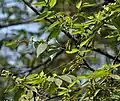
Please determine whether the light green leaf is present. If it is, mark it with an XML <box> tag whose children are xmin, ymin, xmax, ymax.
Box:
<box><xmin>55</xmin><ymin>78</ymin><xmax>63</xmax><ymax>87</ymax></box>
<box><xmin>76</xmin><ymin>1</ymin><xmax>82</xmax><ymax>9</ymax></box>
<box><xmin>47</xmin><ymin>77</ymin><xmax>55</xmax><ymax>82</ymax></box>
<box><xmin>77</xmin><ymin>74</ymin><xmax>90</xmax><ymax>79</ymax></box>
<box><xmin>68</xmin><ymin>79</ymin><xmax>78</xmax><ymax>88</ymax></box>
<box><xmin>110</xmin><ymin>74</ymin><xmax>120</xmax><ymax>80</ymax></box>
<box><xmin>92</xmin><ymin>69</ymin><xmax>109</xmax><ymax>78</ymax></box>
<box><xmin>46</xmin><ymin>20</ymin><xmax>60</xmax><ymax>31</ymax></box>
<box><xmin>66</xmin><ymin>48</ymin><xmax>79</xmax><ymax>54</ymax></box>
<box><xmin>68</xmin><ymin>75</ymin><xmax>76</xmax><ymax>80</ymax></box>
<box><xmin>60</xmin><ymin>75</ymin><xmax>72</xmax><ymax>83</ymax></box>
<box><xmin>39</xmin><ymin>71</ymin><xmax>44</xmax><ymax>77</ymax></box>
<box><xmin>36</xmin><ymin>43</ymin><xmax>48</xmax><ymax>57</ymax></box>
<box><xmin>49</xmin><ymin>0</ymin><xmax>57</xmax><ymax>8</ymax></box>
<box><xmin>6</xmin><ymin>40</ymin><xmax>16</xmax><ymax>46</ymax></box>
<box><xmin>45</xmin><ymin>0</ymin><xmax>48</xmax><ymax>3</ymax></box>
<box><xmin>58</xmin><ymin>90</ymin><xmax>67</xmax><ymax>95</ymax></box>
<box><xmin>80</xmin><ymin>35</ymin><xmax>93</xmax><ymax>47</ymax></box>
<box><xmin>94</xmin><ymin>89</ymin><xmax>101</xmax><ymax>97</ymax></box>
<box><xmin>111</xmin><ymin>64</ymin><xmax>120</xmax><ymax>69</ymax></box>
<box><xmin>26</xmin><ymin>74</ymin><xmax>38</xmax><ymax>80</ymax></box>
<box><xmin>34</xmin><ymin>11</ymin><xmax>51</xmax><ymax>21</ymax></box>
<box><xmin>34</xmin><ymin>1</ymin><xmax>46</xmax><ymax>6</ymax></box>
<box><xmin>72</xmin><ymin>30</ymin><xmax>82</xmax><ymax>34</ymax></box>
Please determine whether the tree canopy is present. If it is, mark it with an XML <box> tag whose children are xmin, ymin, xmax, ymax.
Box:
<box><xmin>0</xmin><ymin>0</ymin><xmax>120</xmax><ymax>100</ymax></box>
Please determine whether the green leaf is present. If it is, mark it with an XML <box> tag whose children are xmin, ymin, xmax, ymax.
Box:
<box><xmin>47</xmin><ymin>76</ymin><xmax>55</xmax><ymax>82</ymax></box>
<box><xmin>80</xmin><ymin>35</ymin><xmax>93</xmax><ymax>47</ymax></box>
<box><xmin>48</xmin><ymin>82</ymin><xmax>56</xmax><ymax>96</ymax></box>
<box><xmin>112</xmin><ymin>15</ymin><xmax>120</xmax><ymax>31</ymax></box>
<box><xmin>68</xmin><ymin>75</ymin><xmax>76</xmax><ymax>80</ymax></box>
<box><xmin>72</xmin><ymin>30</ymin><xmax>83</xmax><ymax>34</ymax></box>
<box><xmin>66</xmin><ymin>48</ymin><xmax>79</xmax><ymax>54</ymax></box>
<box><xmin>45</xmin><ymin>0</ymin><xmax>48</xmax><ymax>3</ymax></box>
<box><xmin>77</xmin><ymin>74</ymin><xmax>90</xmax><ymax>79</ymax></box>
<box><xmin>26</xmin><ymin>74</ymin><xmax>38</xmax><ymax>80</ymax></box>
<box><xmin>60</xmin><ymin>75</ymin><xmax>72</xmax><ymax>83</ymax></box>
<box><xmin>68</xmin><ymin>79</ymin><xmax>78</xmax><ymax>88</ymax></box>
<box><xmin>39</xmin><ymin>71</ymin><xmax>44</xmax><ymax>77</ymax></box>
<box><xmin>34</xmin><ymin>1</ymin><xmax>46</xmax><ymax>6</ymax></box>
<box><xmin>58</xmin><ymin>90</ymin><xmax>67</xmax><ymax>95</ymax></box>
<box><xmin>117</xmin><ymin>0</ymin><xmax>120</xmax><ymax>4</ymax></box>
<box><xmin>111</xmin><ymin>64</ymin><xmax>120</xmax><ymax>69</ymax></box>
<box><xmin>76</xmin><ymin>1</ymin><xmax>82</xmax><ymax>9</ymax></box>
<box><xmin>91</xmin><ymin>69</ymin><xmax>109</xmax><ymax>78</ymax></box>
<box><xmin>36</xmin><ymin>43</ymin><xmax>48</xmax><ymax>57</ymax></box>
<box><xmin>47</xmin><ymin>26</ymin><xmax>61</xmax><ymax>40</ymax></box>
<box><xmin>46</xmin><ymin>20</ymin><xmax>60</xmax><ymax>31</ymax></box>
<box><xmin>14</xmin><ymin>88</ymin><xmax>24</xmax><ymax>101</ymax></box>
<box><xmin>55</xmin><ymin>78</ymin><xmax>63</xmax><ymax>87</ymax></box>
<box><xmin>49</xmin><ymin>0</ymin><xmax>57</xmax><ymax>8</ymax></box>
<box><xmin>34</xmin><ymin>11</ymin><xmax>51</xmax><ymax>21</ymax></box>
<box><xmin>110</xmin><ymin>74</ymin><xmax>120</xmax><ymax>80</ymax></box>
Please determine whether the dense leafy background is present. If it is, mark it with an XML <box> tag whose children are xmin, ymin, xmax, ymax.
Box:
<box><xmin>0</xmin><ymin>0</ymin><xmax>120</xmax><ymax>100</ymax></box>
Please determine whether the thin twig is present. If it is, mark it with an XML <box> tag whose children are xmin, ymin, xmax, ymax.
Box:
<box><xmin>83</xmin><ymin>59</ymin><xmax>95</xmax><ymax>72</ymax></box>
<box><xmin>0</xmin><ymin>19</ymin><xmax>36</xmax><ymax>29</ymax></box>
<box><xmin>112</xmin><ymin>51</ymin><xmax>120</xmax><ymax>65</ymax></box>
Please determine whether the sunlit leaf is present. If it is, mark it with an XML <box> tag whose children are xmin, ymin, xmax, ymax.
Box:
<box><xmin>66</xmin><ymin>48</ymin><xmax>79</xmax><ymax>54</ymax></box>
<box><xmin>45</xmin><ymin>0</ymin><xmax>48</xmax><ymax>3</ymax></box>
<box><xmin>34</xmin><ymin>1</ymin><xmax>46</xmax><ymax>6</ymax></box>
<box><xmin>58</xmin><ymin>90</ymin><xmax>67</xmax><ymax>95</ymax></box>
<box><xmin>68</xmin><ymin>79</ymin><xmax>78</xmax><ymax>88</ymax></box>
<box><xmin>110</xmin><ymin>74</ymin><xmax>120</xmax><ymax>80</ymax></box>
<box><xmin>76</xmin><ymin>1</ymin><xmax>82</xmax><ymax>9</ymax></box>
<box><xmin>49</xmin><ymin>0</ymin><xmax>57</xmax><ymax>8</ymax></box>
<box><xmin>39</xmin><ymin>71</ymin><xmax>44</xmax><ymax>77</ymax></box>
<box><xmin>36</xmin><ymin>43</ymin><xmax>48</xmax><ymax>57</ymax></box>
<box><xmin>47</xmin><ymin>77</ymin><xmax>55</xmax><ymax>82</ymax></box>
<box><xmin>91</xmin><ymin>69</ymin><xmax>109</xmax><ymax>78</ymax></box>
<box><xmin>80</xmin><ymin>35</ymin><xmax>93</xmax><ymax>47</ymax></box>
<box><xmin>111</xmin><ymin>64</ymin><xmax>120</xmax><ymax>69</ymax></box>
<box><xmin>77</xmin><ymin>74</ymin><xmax>90</xmax><ymax>79</ymax></box>
<box><xmin>26</xmin><ymin>74</ymin><xmax>38</xmax><ymax>80</ymax></box>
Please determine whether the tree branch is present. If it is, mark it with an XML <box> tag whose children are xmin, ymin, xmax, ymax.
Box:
<box><xmin>0</xmin><ymin>19</ymin><xmax>37</xmax><ymax>29</ymax></box>
<box><xmin>22</xmin><ymin>0</ymin><xmax>120</xmax><ymax>63</ymax></box>
<box><xmin>22</xmin><ymin>0</ymin><xmax>52</xmax><ymax>23</ymax></box>
<box><xmin>83</xmin><ymin>59</ymin><xmax>95</xmax><ymax>72</ymax></box>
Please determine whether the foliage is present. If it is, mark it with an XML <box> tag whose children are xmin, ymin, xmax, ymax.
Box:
<box><xmin>0</xmin><ymin>0</ymin><xmax>120</xmax><ymax>101</ymax></box>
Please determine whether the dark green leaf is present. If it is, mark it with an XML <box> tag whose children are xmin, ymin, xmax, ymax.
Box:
<box><xmin>47</xmin><ymin>26</ymin><xmax>61</xmax><ymax>40</ymax></box>
<box><xmin>14</xmin><ymin>88</ymin><xmax>24</xmax><ymax>101</ymax></box>
<box><xmin>34</xmin><ymin>11</ymin><xmax>51</xmax><ymax>21</ymax></box>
